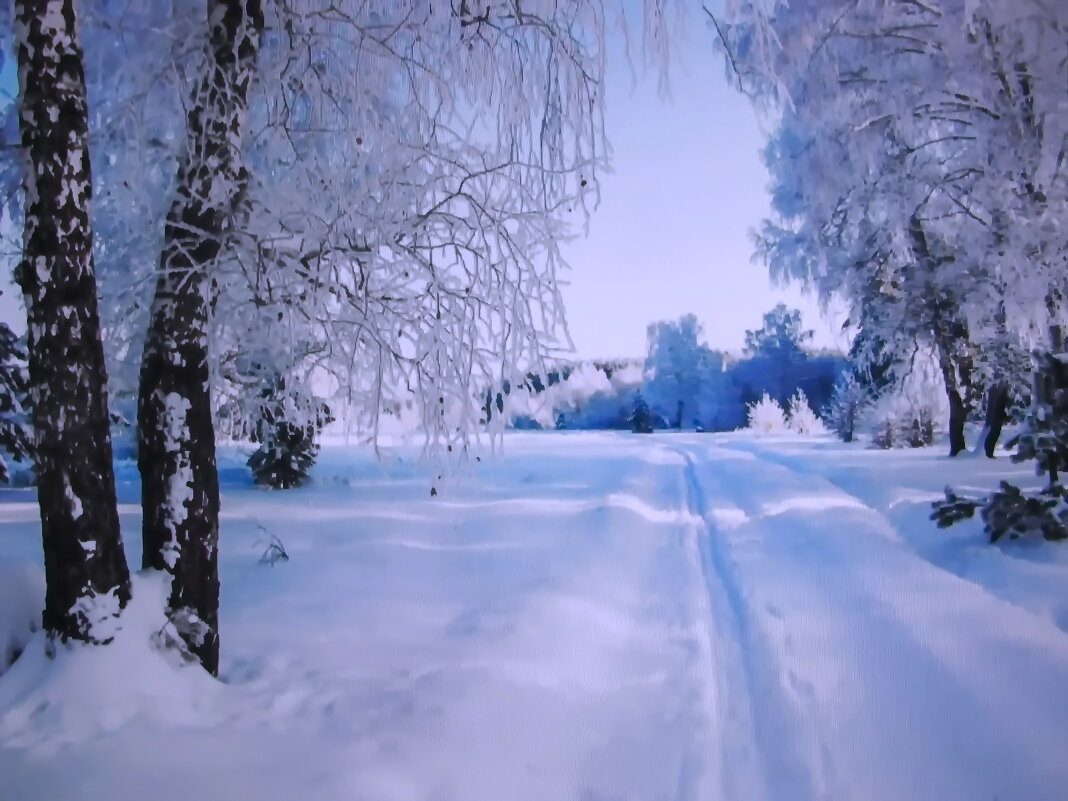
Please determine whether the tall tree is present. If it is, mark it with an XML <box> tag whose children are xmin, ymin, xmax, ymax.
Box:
<box><xmin>137</xmin><ymin>0</ymin><xmax>263</xmax><ymax>675</ymax></box>
<box><xmin>645</xmin><ymin>314</ymin><xmax>720</xmax><ymax>428</ymax></box>
<box><xmin>14</xmin><ymin>0</ymin><xmax>131</xmax><ymax>644</ymax></box>
<box><xmin>719</xmin><ymin>0</ymin><xmax>1068</xmax><ymax>455</ymax></box>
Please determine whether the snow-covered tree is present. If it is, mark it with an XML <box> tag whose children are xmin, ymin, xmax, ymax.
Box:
<box><xmin>644</xmin><ymin>314</ymin><xmax>720</xmax><ymax>428</ymax></box>
<box><xmin>786</xmin><ymin>388</ymin><xmax>824</xmax><ymax>434</ymax></box>
<box><xmin>823</xmin><ymin>372</ymin><xmax>867</xmax><ymax>443</ymax></box>
<box><xmin>131</xmin><ymin>0</ymin><xmax>265</xmax><ymax>676</ymax></box>
<box><xmin>0</xmin><ymin>0</ymin><xmax>678</xmax><ymax>671</ymax></box>
<box><xmin>717</xmin><ymin>0</ymin><xmax>1068</xmax><ymax>457</ymax></box>
<box><xmin>247</xmin><ymin>371</ymin><xmax>331</xmax><ymax>489</ymax></box>
<box><xmin>13</xmin><ymin>0</ymin><xmax>131</xmax><ymax>644</ymax></box>
<box><xmin>746</xmin><ymin>392</ymin><xmax>787</xmax><ymax>434</ymax></box>
<box><xmin>744</xmin><ymin>303</ymin><xmax>812</xmax><ymax>359</ymax></box>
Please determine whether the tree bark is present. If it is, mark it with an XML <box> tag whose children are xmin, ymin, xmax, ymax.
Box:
<box><xmin>945</xmin><ymin>381</ymin><xmax>968</xmax><ymax>457</ymax></box>
<box><xmin>137</xmin><ymin>0</ymin><xmax>262</xmax><ymax>676</ymax></box>
<box><xmin>934</xmin><ymin>337</ymin><xmax>972</xmax><ymax>457</ymax></box>
<box><xmin>15</xmin><ymin>0</ymin><xmax>131</xmax><ymax>643</ymax></box>
<box><xmin>981</xmin><ymin>382</ymin><xmax>1010</xmax><ymax>458</ymax></box>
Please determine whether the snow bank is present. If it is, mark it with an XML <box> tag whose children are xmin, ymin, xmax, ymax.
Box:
<box><xmin>0</xmin><ymin>571</ymin><xmax>222</xmax><ymax>752</ymax></box>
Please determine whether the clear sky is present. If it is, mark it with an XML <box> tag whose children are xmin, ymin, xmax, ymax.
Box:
<box><xmin>559</xmin><ymin>15</ymin><xmax>845</xmax><ymax>361</ymax></box>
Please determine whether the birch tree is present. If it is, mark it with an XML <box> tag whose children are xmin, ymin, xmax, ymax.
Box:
<box><xmin>13</xmin><ymin>0</ymin><xmax>131</xmax><ymax>645</ymax></box>
<box><xmin>136</xmin><ymin>0</ymin><xmax>263</xmax><ymax>676</ymax></box>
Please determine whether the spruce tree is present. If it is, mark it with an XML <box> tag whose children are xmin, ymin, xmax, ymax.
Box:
<box><xmin>248</xmin><ymin>375</ymin><xmax>331</xmax><ymax>489</ymax></box>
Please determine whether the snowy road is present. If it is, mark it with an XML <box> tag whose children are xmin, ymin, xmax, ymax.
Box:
<box><xmin>2</xmin><ymin>432</ymin><xmax>1068</xmax><ymax>800</ymax></box>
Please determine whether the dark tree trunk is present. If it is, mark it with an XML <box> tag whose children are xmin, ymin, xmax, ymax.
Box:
<box><xmin>982</xmin><ymin>382</ymin><xmax>1010</xmax><ymax>458</ymax></box>
<box><xmin>14</xmin><ymin>0</ymin><xmax>131</xmax><ymax>643</ymax></box>
<box><xmin>934</xmin><ymin>338</ymin><xmax>972</xmax><ymax>457</ymax></box>
<box><xmin>945</xmin><ymin>383</ymin><xmax>968</xmax><ymax>457</ymax></box>
<box><xmin>137</xmin><ymin>0</ymin><xmax>262</xmax><ymax>676</ymax></box>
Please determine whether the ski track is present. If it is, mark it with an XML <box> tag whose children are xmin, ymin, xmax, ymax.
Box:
<box><xmin>672</xmin><ymin>446</ymin><xmax>817</xmax><ymax>801</ymax></box>
<box><xmin>675</xmin><ymin>436</ymin><xmax>1068</xmax><ymax>801</ymax></box>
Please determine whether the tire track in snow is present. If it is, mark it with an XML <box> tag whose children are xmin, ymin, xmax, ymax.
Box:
<box><xmin>671</xmin><ymin>446</ymin><xmax>820</xmax><ymax>801</ymax></box>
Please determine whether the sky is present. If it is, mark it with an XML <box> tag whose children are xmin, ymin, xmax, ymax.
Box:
<box><xmin>559</xmin><ymin>15</ymin><xmax>845</xmax><ymax>361</ymax></box>
<box><xmin>0</xmin><ymin>11</ymin><xmax>845</xmax><ymax>360</ymax></box>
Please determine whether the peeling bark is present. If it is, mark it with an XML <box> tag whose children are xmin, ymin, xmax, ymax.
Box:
<box><xmin>15</xmin><ymin>0</ymin><xmax>131</xmax><ymax>643</ymax></box>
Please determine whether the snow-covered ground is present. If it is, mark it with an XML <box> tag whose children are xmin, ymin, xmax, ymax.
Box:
<box><xmin>3</xmin><ymin>432</ymin><xmax>1068</xmax><ymax>801</ymax></box>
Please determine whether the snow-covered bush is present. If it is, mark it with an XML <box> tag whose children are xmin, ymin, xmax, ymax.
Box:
<box><xmin>248</xmin><ymin>388</ymin><xmax>332</xmax><ymax>490</ymax></box>
<box><xmin>823</xmin><ymin>372</ymin><xmax>868</xmax><ymax>443</ymax></box>
<box><xmin>860</xmin><ymin>374</ymin><xmax>942</xmax><ymax>449</ymax></box>
<box><xmin>786</xmin><ymin>389</ymin><xmax>825</xmax><ymax>434</ymax></box>
<box><xmin>497</xmin><ymin>360</ymin><xmax>644</xmax><ymax>431</ymax></box>
<box><xmin>249</xmin><ymin>422</ymin><xmax>321</xmax><ymax>489</ymax></box>
<box><xmin>868</xmin><ymin>408</ymin><xmax>936</xmax><ymax>450</ymax></box>
<box><xmin>746</xmin><ymin>393</ymin><xmax>788</xmax><ymax>434</ymax></box>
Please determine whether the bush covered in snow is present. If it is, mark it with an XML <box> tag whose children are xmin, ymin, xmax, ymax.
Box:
<box><xmin>865</xmin><ymin>398</ymin><xmax>938</xmax><ymax>449</ymax></box>
<box><xmin>786</xmin><ymin>389</ymin><xmax>825</xmax><ymax>434</ymax></box>
<box><xmin>746</xmin><ymin>393</ymin><xmax>789</xmax><ymax>434</ymax></box>
<box><xmin>823</xmin><ymin>372</ymin><xmax>869</xmax><ymax>443</ymax></box>
<box><xmin>248</xmin><ymin>385</ymin><xmax>333</xmax><ymax>489</ymax></box>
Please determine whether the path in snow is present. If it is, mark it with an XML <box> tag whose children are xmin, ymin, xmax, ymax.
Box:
<box><xmin>3</xmin><ymin>432</ymin><xmax>1068</xmax><ymax>801</ymax></box>
<box><xmin>673</xmin><ymin>435</ymin><xmax>1068</xmax><ymax>801</ymax></box>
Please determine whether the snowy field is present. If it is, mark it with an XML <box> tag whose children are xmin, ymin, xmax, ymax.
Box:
<box><xmin>3</xmin><ymin>431</ymin><xmax>1068</xmax><ymax>801</ymax></box>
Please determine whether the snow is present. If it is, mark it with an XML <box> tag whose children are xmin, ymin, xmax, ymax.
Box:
<box><xmin>3</xmin><ymin>432</ymin><xmax>1068</xmax><ymax>800</ymax></box>
<box><xmin>0</xmin><ymin>560</ymin><xmax>43</xmax><ymax>673</ymax></box>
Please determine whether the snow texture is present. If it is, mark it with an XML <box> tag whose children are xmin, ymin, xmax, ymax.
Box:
<box><xmin>3</xmin><ymin>433</ymin><xmax>1068</xmax><ymax>800</ymax></box>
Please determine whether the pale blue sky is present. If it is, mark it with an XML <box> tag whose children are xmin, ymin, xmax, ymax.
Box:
<box><xmin>560</xmin><ymin>17</ymin><xmax>844</xmax><ymax>361</ymax></box>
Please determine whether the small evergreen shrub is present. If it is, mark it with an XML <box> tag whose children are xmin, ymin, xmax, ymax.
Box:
<box><xmin>249</xmin><ymin>397</ymin><xmax>332</xmax><ymax>489</ymax></box>
<box><xmin>746</xmin><ymin>392</ymin><xmax>788</xmax><ymax>434</ymax></box>
<box><xmin>786</xmin><ymin>388</ymin><xmax>825</xmax><ymax>434</ymax></box>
